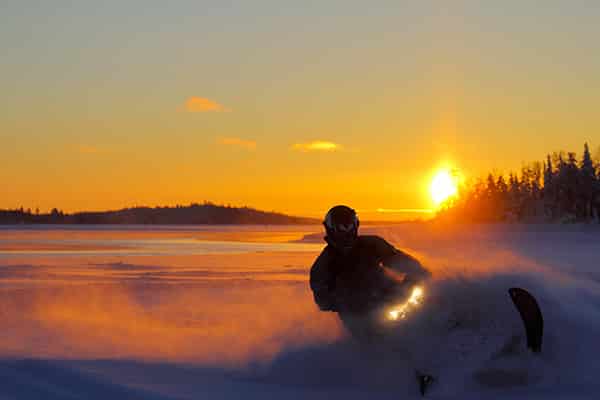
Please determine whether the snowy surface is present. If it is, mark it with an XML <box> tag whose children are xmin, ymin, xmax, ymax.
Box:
<box><xmin>1</xmin><ymin>224</ymin><xmax>599</xmax><ymax>399</ymax></box>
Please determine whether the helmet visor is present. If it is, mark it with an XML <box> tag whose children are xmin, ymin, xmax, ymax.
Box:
<box><xmin>328</xmin><ymin>224</ymin><xmax>358</xmax><ymax>250</ymax></box>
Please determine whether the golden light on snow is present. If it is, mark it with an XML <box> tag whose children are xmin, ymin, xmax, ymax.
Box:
<box><xmin>430</xmin><ymin>170</ymin><xmax>458</xmax><ymax>206</ymax></box>
<box><xmin>387</xmin><ymin>286</ymin><xmax>425</xmax><ymax>321</ymax></box>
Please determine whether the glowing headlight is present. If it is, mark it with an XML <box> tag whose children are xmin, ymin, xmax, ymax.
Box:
<box><xmin>409</xmin><ymin>286</ymin><xmax>424</xmax><ymax>304</ymax></box>
<box><xmin>387</xmin><ymin>286</ymin><xmax>425</xmax><ymax>321</ymax></box>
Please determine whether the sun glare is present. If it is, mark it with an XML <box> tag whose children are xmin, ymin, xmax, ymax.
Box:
<box><xmin>430</xmin><ymin>170</ymin><xmax>458</xmax><ymax>206</ymax></box>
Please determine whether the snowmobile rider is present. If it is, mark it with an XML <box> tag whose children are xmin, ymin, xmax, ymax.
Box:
<box><xmin>310</xmin><ymin>205</ymin><xmax>431</xmax><ymax>315</ymax></box>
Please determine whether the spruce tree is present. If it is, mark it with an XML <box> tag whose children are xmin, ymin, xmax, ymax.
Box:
<box><xmin>581</xmin><ymin>143</ymin><xmax>595</xmax><ymax>220</ymax></box>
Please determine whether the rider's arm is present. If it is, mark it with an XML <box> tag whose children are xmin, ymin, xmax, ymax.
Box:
<box><xmin>309</xmin><ymin>247</ymin><xmax>338</xmax><ymax>311</ymax></box>
<box><xmin>372</xmin><ymin>236</ymin><xmax>431</xmax><ymax>284</ymax></box>
<box><xmin>384</xmin><ymin>250</ymin><xmax>431</xmax><ymax>285</ymax></box>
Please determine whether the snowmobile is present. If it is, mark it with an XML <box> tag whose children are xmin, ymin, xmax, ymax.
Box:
<box><xmin>316</xmin><ymin>206</ymin><xmax>545</xmax><ymax>395</ymax></box>
<box><xmin>336</xmin><ymin>279</ymin><xmax>543</xmax><ymax>396</ymax></box>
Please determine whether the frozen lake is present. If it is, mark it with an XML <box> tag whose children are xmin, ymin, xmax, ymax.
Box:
<box><xmin>1</xmin><ymin>223</ymin><xmax>599</xmax><ymax>399</ymax></box>
<box><xmin>0</xmin><ymin>224</ymin><xmax>324</xmax><ymax>256</ymax></box>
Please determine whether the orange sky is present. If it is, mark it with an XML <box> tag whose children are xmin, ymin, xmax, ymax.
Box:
<box><xmin>2</xmin><ymin>2</ymin><xmax>599</xmax><ymax>220</ymax></box>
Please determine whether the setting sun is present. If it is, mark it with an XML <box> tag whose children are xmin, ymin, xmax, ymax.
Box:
<box><xmin>430</xmin><ymin>170</ymin><xmax>458</xmax><ymax>207</ymax></box>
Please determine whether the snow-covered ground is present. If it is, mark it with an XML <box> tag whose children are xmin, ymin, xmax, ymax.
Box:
<box><xmin>1</xmin><ymin>224</ymin><xmax>599</xmax><ymax>399</ymax></box>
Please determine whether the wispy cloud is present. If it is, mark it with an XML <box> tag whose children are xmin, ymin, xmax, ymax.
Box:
<box><xmin>185</xmin><ymin>97</ymin><xmax>229</xmax><ymax>112</ymax></box>
<box><xmin>217</xmin><ymin>137</ymin><xmax>256</xmax><ymax>150</ymax></box>
<box><xmin>77</xmin><ymin>145</ymin><xmax>99</xmax><ymax>154</ymax></box>
<box><xmin>292</xmin><ymin>140</ymin><xmax>340</xmax><ymax>152</ymax></box>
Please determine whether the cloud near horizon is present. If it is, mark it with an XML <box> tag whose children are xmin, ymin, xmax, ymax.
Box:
<box><xmin>292</xmin><ymin>140</ymin><xmax>340</xmax><ymax>152</ymax></box>
<box><xmin>217</xmin><ymin>137</ymin><xmax>257</xmax><ymax>150</ymax></box>
<box><xmin>185</xmin><ymin>97</ymin><xmax>228</xmax><ymax>112</ymax></box>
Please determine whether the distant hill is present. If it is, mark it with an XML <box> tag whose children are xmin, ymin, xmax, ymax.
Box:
<box><xmin>0</xmin><ymin>203</ymin><xmax>319</xmax><ymax>225</ymax></box>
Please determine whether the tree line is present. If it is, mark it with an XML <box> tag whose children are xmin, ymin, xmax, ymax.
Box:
<box><xmin>0</xmin><ymin>202</ymin><xmax>318</xmax><ymax>225</ymax></box>
<box><xmin>437</xmin><ymin>143</ymin><xmax>600</xmax><ymax>223</ymax></box>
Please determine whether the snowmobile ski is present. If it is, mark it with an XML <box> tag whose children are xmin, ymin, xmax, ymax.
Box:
<box><xmin>508</xmin><ymin>287</ymin><xmax>543</xmax><ymax>353</ymax></box>
<box><xmin>416</xmin><ymin>370</ymin><xmax>435</xmax><ymax>396</ymax></box>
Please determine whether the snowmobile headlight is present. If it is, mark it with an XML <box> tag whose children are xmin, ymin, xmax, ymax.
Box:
<box><xmin>409</xmin><ymin>286</ymin><xmax>424</xmax><ymax>304</ymax></box>
<box><xmin>386</xmin><ymin>285</ymin><xmax>425</xmax><ymax>321</ymax></box>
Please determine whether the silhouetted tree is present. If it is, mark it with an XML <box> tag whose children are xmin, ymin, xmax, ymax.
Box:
<box><xmin>0</xmin><ymin>204</ymin><xmax>317</xmax><ymax>225</ymax></box>
<box><xmin>579</xmin><ymin>143</ymin><xmax>595</xmax><ymax>219</ymax></box>
<box><xmin>437</xmin><ymin>142</ymin><xmax>599</xmax><ymax>223</ymax></box>
<box><xmin>543</xmin><ymin>156</ymin><xmax>556</xmax><ymax>218</ymax></box>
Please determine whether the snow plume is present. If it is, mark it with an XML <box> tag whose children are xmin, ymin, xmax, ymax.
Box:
<box><xmin>251</xmin><ymin>224</ymin><xmax>600</xmax><ymax>397</ymax></box>
<box><xmin>250</xmin><ymin>272</ymin><xmax>586</xmax><ymax>397</ymax></box>
<box><xmin>0</xmin><ymin>258</ymin><xmax>341</xmax><ymax>366</ymax></box>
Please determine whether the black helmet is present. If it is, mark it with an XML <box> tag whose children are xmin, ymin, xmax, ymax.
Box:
<box><xmin>323</xmin><ymin>205</ymin><xmax>359</xmax><ymax>252</ymax></box>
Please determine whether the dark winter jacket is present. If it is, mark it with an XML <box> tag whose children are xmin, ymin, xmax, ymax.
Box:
<box><xmin>309</xmin><ymin>235</ymin><xmax>430</xmax><ymax>314</ymax></box>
